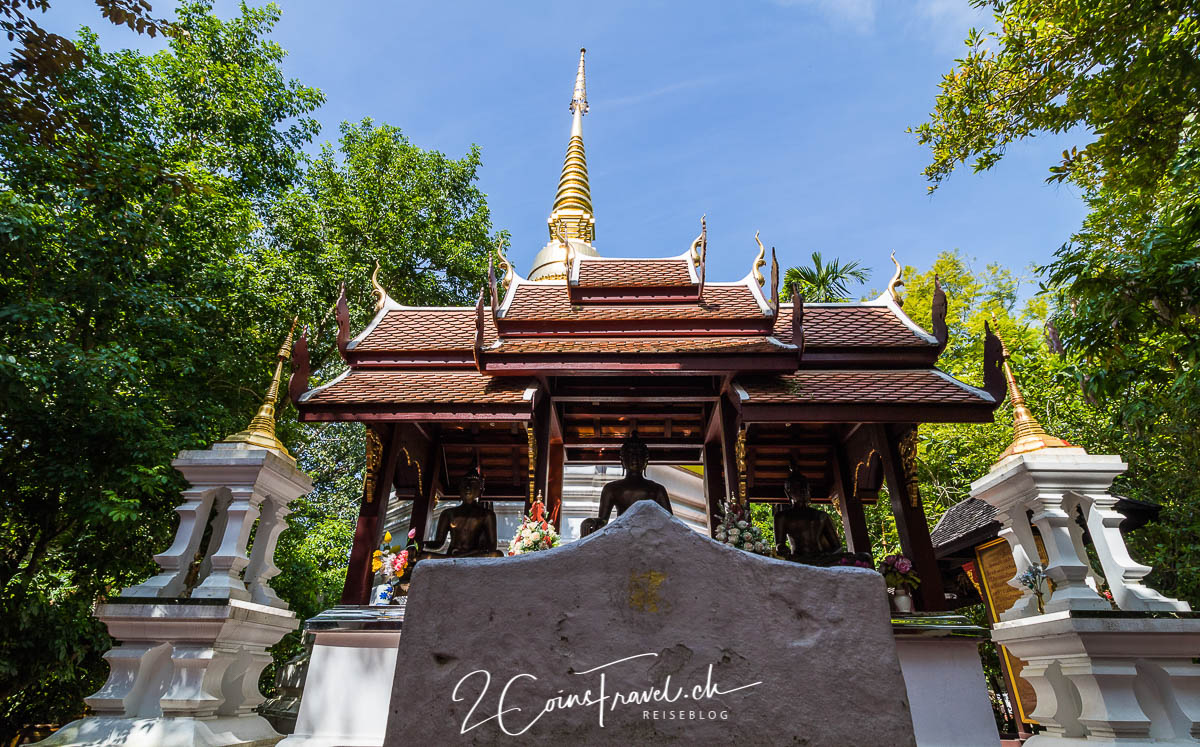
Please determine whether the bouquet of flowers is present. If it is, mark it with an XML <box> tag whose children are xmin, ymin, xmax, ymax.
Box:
<box><xmin>370</xmin><ymin>528</ymin><xmax>419</xmax><ymax>605</ymax></box>
<box><xmin>507</xmin><ymin>495</ymin><xmax>560</xmax><ymax>555</ymax></box>
<box><xmin>1016</xmin><ymin>563</ymin><xmax>1048</xmax><ymax>613</ymax></box>
<box><xmin>878</xmin><ymin>553</ymin><xmax>921</xmax><ymax>589</ymax></box>
<box><xmin>714</xmin><ymin>497</ymin><xmax>768</xmax><ymax>554</ymax></box>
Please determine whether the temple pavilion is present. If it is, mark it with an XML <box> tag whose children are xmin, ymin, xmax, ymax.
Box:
<box><xmin>290</xmin><ymin>48</ymin><xmax>1005</xmax><ymax>611</ymax></box>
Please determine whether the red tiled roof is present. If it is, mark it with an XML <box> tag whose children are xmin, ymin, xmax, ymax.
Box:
<box><xmin>576</xmin><ymin>259</ymin><xmax>694</xmax><ymax>288</ymax></box>
<box><xmin>775</xmin><ymin>304</ymin><xmax>934</xmax><ymax>348</ymax></box>
<box><xmin>351</xmin><ymin>308</ymin><xmax>497</xmax><ymax>352</ymax></box>
<box><xmin>504</xmin><ymin>283</ymin><xmax>764</xmax><ymax>322</ymax></box>
<box><xmin>737</xmin><ymin>369</ymin><xmax>989</xmax><ymax>404</ymax></box>
<box><xmin>492</xmin><ymin>335</ymin><xmax>790</xmax><ymax>355</ymax></box>
<box><xmin>303</xmin><ymin>371</ymin><xmax>532</xmax><ymax>405</ymax></box>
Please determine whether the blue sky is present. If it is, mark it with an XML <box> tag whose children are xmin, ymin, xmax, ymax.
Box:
<box><xmin>41</xmin><ymin>0</ymin><xmax>1087</xmax><ymax>296</ymax></box>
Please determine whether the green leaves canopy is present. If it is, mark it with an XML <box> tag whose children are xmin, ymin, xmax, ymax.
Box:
<box><xmin>0</xmin><ymin>1</ymin><xmax>496</xmax><ymax>732</ymax></box>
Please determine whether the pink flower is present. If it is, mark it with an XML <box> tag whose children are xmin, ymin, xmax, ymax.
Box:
<box><xmin>408</xmin><ymin>528</ymin><xmax>417</xmax><ymax>539</ymax></box>
<box><xmin>895</xmin><ymin>557</ymin><xmax>913</xmax><ymax>573</ymax></box>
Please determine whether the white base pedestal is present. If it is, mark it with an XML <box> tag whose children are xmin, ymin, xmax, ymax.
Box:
<box><xmin>36</xmin><ymin>715</ymin><xmax>281</xmax><ymax>747</ymax></box>
<box><xmin>279</xmin><ymin>606</ymin><xmax>405</xmax><ymax>747</ymax></box>
<box><xmin>992</xmin><ymin>610</ymin><xmax>1200</xmax><ymax>744</ymax></box>
<box><xmin>37</xmin><ymin>599</ymin><xmax>297</xmax><ymax>747</ymax></box>
<box><xmin>893</xmin><ymin>616</ymin><xmax>1001</xmax><ymax>747</ymax></box>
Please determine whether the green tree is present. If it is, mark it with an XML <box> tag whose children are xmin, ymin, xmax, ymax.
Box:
<box><xmin>0</xmin><ymin>2</ymin><xmax>323</xmax><ymax>732</ymax></box>
<box><xmin>910</xmin><ymin>1</ymin><xmax>1200</xmax><ymax>607</ymax></box>
<box><xmin>890</xmin><ymin>251</ymin><xmax>1200</xmax><ymax>607</ymax></box>
<box><xmin>263</xmin><ymin>119</ymin><xmax>499</xmax><ymax>667</ymax></box>
<box><xmin>782</xmin><ymin>251</ymin><xmax>870</xmax><ymax>302</ymax></box>
<box><xmin>911</xmin><ymin>0</ymin><xmax>1200</xmax><ymax>434</ymax></box>
<box><xmin>1</xmin><ymin>0</ymin><xmax>172</xmax><ymax>138</ymax></box>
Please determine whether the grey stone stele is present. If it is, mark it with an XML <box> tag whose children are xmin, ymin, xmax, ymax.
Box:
<box><xmin>384</xmin><ymin>501</ymin><xmax>916</xmax><ymax>746</ymax></box>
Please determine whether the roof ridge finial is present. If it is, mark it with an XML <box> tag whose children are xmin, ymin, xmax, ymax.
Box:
<box><xmin>751</xmin><ymin>231</ymin><xmax>767</xmax><ymax>287</ymax></box>
<box><xmin>886</xmin><ymin>251</ymin><xmax>904</xmax><ymax>306</ymax></box>
<box><xmin>220</xmin><ymin>318</ymin><xmax>297</xmax><ymax>459</ymax></box>
<box><xmin>548</xmin><ymin>47</ymin><xmax>595</xmax><ymax>245</ymax></box>
<box><xmin>370</xmin><ymin>260</ymin><xmax>388</xmax><ymax>312</ymax></box>
<box><xmin>991</xmin><ymin>317</ymin><xmax>1073</xmax><ymax>461</ymax></box>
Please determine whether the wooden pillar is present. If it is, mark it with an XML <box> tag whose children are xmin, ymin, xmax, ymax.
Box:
<box><xmin>832</xmin><ymin>439</ymin><xmax>871</xmax><ymax>554</ymax></box>
<box><xmin>874</xmin><ymin>424</ymin><xmax>947</xmax><ymax>611</ymax></box>
<box><xmin>531</xmin><ymin>396</ymin><xmax>551</xmax><ymax>516</ymax></box>
<box><xmin>340</xmin><ymin>424</ymin><xmax>403</xmax><ymax>605</ymax></box>
<box><xmin>408</xmin><ymin>433</ymin><xmax>442</xmax><ymax>551</ymax></box>
<box><xmin>546</xmin><ymin>439</ymin><xmax>564</xmax><ymax>530</ymax></box>
<box><xmin>702</xmin><ymin>440</ymin><xmax>726</xmax><ymax>535</ymax></box>
<box><xmin>718</xmin><ymin>397</ymin><xmax>741</xmax><ymax>502</ymax></box>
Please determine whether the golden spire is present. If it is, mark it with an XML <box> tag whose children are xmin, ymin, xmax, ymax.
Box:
<box><xmin>220</xmin><ymin>319</ymin><xmax>297</xmax><ymax>459</ymax></box>
<box><xmin>993</xmin><ymin>323</ymin><xmax>1072</xmax><ymax>461</ymax></box>
<box><xmin>548</xmin><ymin>48</ymin><xmax>595</xmax><ymax>243</ymax></box>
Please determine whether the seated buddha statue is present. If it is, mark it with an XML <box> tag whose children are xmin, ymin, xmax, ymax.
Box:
<box><xmin>419</xmin><ymin>467</ymin><xmax>503</xmax><ymax>559</ymax></box>
<box><xmin>774</xmin><ymin>463</ymin><xmax>844</xmax><ymax>565</ymax></box>
<box><xmin>580</xmin><ymin>432</ymin><xmax>673</xmax><ymax>537</ymax></box>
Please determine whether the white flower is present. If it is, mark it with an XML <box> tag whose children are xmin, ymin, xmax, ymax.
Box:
<box><xmin>737</xmin><ymin>520</ymin><xmax>748</xmax><ymax>529</ymax></box>
<box><xmin>729</xmin><ymin>527</ymin><xmax>740</xmax><ymax>536</ymax></box>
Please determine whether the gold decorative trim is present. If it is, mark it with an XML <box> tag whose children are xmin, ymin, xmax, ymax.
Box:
<box><xmin>370</xmin><ymin>260</ymin><xmax>388</xmax><ymax>312</ymax></box>
<box><xmin>363</xmin><ymin>427</ymin><xmax>383</xmax><ymax>504</ymax></box>
<box><xmin>897</xmin><ymin>429</ymin><xmax>921</xmax><ymax>508</ymax></box>
<box><xmin>400</xmin><ymin>444</ymin><xmax>423</xmax><ymax>497</ymax></box>
<box><xmin>735</xmin><ymin>426</ymin><xmax>748</xmax><ymax>504</ymax></box>
<box><xmin>526</xmin><ymin>424</ymin><xmax>537</xmax><ymax>504</ymax></box>
<box><xmin>851</xmin><ymin>448</ymin><xmax>879</xmax><ymax>502</ymax></box>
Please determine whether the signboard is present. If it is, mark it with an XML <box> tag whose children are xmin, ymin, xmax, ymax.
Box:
<box><xmin>974</xmin><ymin>536</ymin><xmax>1047</xmax><ymax>726</ymax></box>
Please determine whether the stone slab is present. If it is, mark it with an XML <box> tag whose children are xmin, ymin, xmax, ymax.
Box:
<box><xmin>384</xmin><ymin>501</ymin><xmax>916</xmax><ymax>746</ymax></box>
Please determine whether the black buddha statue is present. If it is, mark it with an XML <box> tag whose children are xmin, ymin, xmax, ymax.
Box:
<box><xmin>419</xmin><ymin>466</ymin><xmax>503</xmax><ymax>558</ymax></box>
<box><xmin>774</xmin><ymin>462</ymin><xmax>843</xmax><ymax>565</ymax></box>
<box><xmin>580</xmin><ymin>431</ymin><xmax>673</xmax><ymax>536</ymax></box>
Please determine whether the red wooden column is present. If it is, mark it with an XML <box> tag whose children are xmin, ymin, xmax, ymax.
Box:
<box><xmin>531</xmin><ymin>393</ymin><xmax>564</xmax><ymax>525</ymax></box>
<box><xmin>873</xmin><ymin>424</ymin><xmax>947</xmax><ymax>611</ymax></box>
<box><xmin>408</xmin><ymin>432</ymin><xmax>442</xmax><ymax>552</ymax></box>
<box><xmin>340</xmin><ymin>423</ymin><xmax>403</xmax><ymax>605</ymax></box>
<box><xmin>545</xmin><ymin>439</ymin><xmax>564</xmax><ymax>530</ymax></box>
<box><xmin>717</xmin><ymin>396</ymin><xmax>741</xmax><ymax>503</ymax></box>
<box><xmin>832</xmin><ymin>438</ymin><xmax>871</xmax><ymax>553</ymax></box>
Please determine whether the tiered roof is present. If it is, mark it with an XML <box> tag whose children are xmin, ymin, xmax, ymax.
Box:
<box><xmin>297</xmin><ymin>246</ymin><xmax>995</xmax><ymax>422</ymax></box>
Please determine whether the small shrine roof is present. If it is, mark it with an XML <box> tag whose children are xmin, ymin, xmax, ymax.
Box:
<box><xmin>488</xmin><ymin>335</ymin><xmax>792</xmax><ymax>355</ymax></box>
<box><xmin>736</xmin><ymin>369</ymin><xmax>992</xmax><ymax>405</ymax></box>
<box><xmin>575</xmin><ymin>257</ymin><xmax>695</xmax><ymax>288</ymax></box>
<box><xmin>349</xmin><ymin>307</ymin><xmax>497</xmax><ymax>353</ymax></box>
<box><xmin>298</xmin><ymin>370</ymin><xmax>535</xmax><ymax>421</ymax></box>
<box><xmin>502</xmin><ymin>282</ymin><xmax>766</xmax><ymax>322</ymax></box>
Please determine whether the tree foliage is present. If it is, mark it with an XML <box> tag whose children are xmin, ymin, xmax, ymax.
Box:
<box><xmin>912</xmin><ymin>2</ymin><xmax>1200</xmax><ymax>606</ymax></box>
<box><xmin>1</xmin><ymin>0</ymin><xmax>173</xmax><ymax>139</ymax></box>
<box><xmin>0</xmin><ymin>1</ymin><xmax>496</xmax><ymax>732</ymax></box>
<box><xmin>913</xmin><ymin>0</ymin><xmax>1200</xmax><ymax>427</ymax></box>
<box><xmin>879</xmin><ymin>252</ymin><xmax>1200</xmax><ymax>607</ymax></box>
